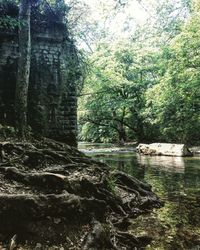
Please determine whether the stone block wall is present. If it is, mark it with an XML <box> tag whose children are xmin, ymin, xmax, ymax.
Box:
<box><xmin>0</xmin><ymin>11</ymin><xmax>79</xmax><ymax>146</ymax></box>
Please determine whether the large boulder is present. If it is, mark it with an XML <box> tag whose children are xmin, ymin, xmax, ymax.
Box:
<box><xmin>137</xmin><ymin>143</ymin><xmax>193</xmax><ymax>157</ymax></box>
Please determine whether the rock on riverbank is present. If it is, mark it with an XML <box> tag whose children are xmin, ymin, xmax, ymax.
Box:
<box><xmin>137</xmin><ymin>143</ymin><xmax>193</xmax><ymax>157</ymax></box>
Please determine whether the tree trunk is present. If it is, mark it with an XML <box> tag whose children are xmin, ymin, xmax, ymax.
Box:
<box><xmin>15</xmin><ymin>0</ymin><xmax>31</xmax><ymax>138</ymax></box>
<box><xmin>118</xmin><ymin>121</ymin><xmax>126</xmax><ymax>146</ymax></box>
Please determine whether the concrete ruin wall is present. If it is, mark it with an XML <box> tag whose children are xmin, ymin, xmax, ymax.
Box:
<box><xmin>0</xmin><ymin>9</ymin><xmax>78</xmax><ymax>146</ymax></box>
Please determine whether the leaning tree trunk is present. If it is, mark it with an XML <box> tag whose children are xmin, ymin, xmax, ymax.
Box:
<box><xmin>117</xmin><ymin>121</ymin><xmax>126</xmax><ymax>146</ymax></box>
<box><xmin>15</xmin><ymin>0</ymin><xmax>31</xmax><ymax>138</ymax></box>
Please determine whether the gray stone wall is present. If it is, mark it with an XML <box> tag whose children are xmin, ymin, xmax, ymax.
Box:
<box><xmin>0</xmin><ymin>18</ymin><xmax>78</xmax><ymax>146</ymax></box>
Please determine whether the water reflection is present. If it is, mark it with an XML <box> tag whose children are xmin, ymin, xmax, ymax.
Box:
<box><xmin>137</xmin><ymin>155</ymin><xmax>185</xmax><ymax>173</ymax></box>
<box><xmin>79</xmin><ymin>142</ymin><xmax>114</xmax><ymax>150</ymax></box>
<box><xmin>79</xmin><ymin>143</ymin><xmax>200</xmax><ymax>249</ymax></box>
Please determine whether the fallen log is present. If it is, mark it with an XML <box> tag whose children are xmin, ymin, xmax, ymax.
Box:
<box><xmin>137</xmin><ymin>143</ymin><xmax>193</xmax><ymax>157</ymax></box>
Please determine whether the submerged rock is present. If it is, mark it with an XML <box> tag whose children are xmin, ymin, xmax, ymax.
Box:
<box><xmin>0</xmin><ymin>138</ymin><xmax>163</xmax><ymax>249</ymax></box>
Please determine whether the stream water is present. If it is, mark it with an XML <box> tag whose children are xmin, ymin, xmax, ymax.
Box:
<box><xmin>79</xmin><ymin>143</ymin><xmax>200</xmax><ymax>250</ymax></box>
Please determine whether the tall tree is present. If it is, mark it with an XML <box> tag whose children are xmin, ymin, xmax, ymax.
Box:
<box><xmin>15</xmin><ymin>0</ymin><xmax>31</xmax><ymax>137</ymax></box>
<box><xmin>78</xmin><ymin>42</ymin><xmax>160</xmax><ymax>143</ymax></box>
<box><xmin>145</xmin><ymin>0</ymin><xmax>200</xmax><ymax>144</ymax></box>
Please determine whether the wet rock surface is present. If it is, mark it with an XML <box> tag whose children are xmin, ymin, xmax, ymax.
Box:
<box><xmin>137</xmin><ymin>143</ymin><xmax>193</xmax><ymax>157</ymax></box>
<box><xmin>0</xmin><ymin>138</ymin><xmax>163</xmax><ymax>249</ymax></box>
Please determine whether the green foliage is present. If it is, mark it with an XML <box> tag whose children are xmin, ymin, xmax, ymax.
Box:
<box><xmin>0</xmin><ymin>16</ymin><xmax>18</xmax><ymax>29</ymax></box>
<box><xmin>0</xmin><ymin>0</ymin><xmax>19</xmax><ymax>29</ymax></box>
<box><xmin>0</xmin><ymin>0</ymin><xmax>70</xmax><ymax>30</ymax></box>
<box><xmin>146</xmin><ymin>4</ymin><xmax>200</xmax><ymax>144</ymax></box>
<box><xmin>79</xmin><ymin>0</ymin><xmax>199</xmax><ymax>145</ymax></box>
<box><xmin>0</xmin><ymin>124</ymin><xmax>16</xmax><ymax>138</ymax></box>
<box><xmin>78</xmin><ymin>42</ymin><xmax>160</xmax><ymax>143</ymax></box>
<box><xmin>106</xmin><ymin>176</ymin><xmax>117</xmax><ymax>194</ymax></box>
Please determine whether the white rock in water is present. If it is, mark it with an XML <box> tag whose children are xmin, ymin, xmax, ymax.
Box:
<box><xmin>36</xmin><ymin>243</ymin><xmax>42</xmax><ymax>249</ymax></box>
<box><xmin>137</xmin><ymin>143</ymin><xmax>193</xmax><ymax>157</ymax></box>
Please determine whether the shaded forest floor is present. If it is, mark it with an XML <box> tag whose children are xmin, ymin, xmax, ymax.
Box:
<box><xmin>0</xmin><ymin>134</ymin><xmax>163</xmax><ymax>249</ymax></box>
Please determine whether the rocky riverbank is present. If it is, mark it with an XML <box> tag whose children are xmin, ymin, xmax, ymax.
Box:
<box><xmin>0</xmin><ymin>137</ymin><xmax>163</xmax><ymax>249</ymax></box>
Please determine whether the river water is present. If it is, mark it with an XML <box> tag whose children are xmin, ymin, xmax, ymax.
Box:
<box><xmin>79</xmin><ymin>143</ymin><xmax>200</xmax><ymax>250</ymax></box>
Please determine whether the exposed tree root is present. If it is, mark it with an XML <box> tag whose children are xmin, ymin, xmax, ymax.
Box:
<box><xmin>0</xmin><ymin>138</ymin><xmax>163</xmax><ymax>249</ymax></box>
